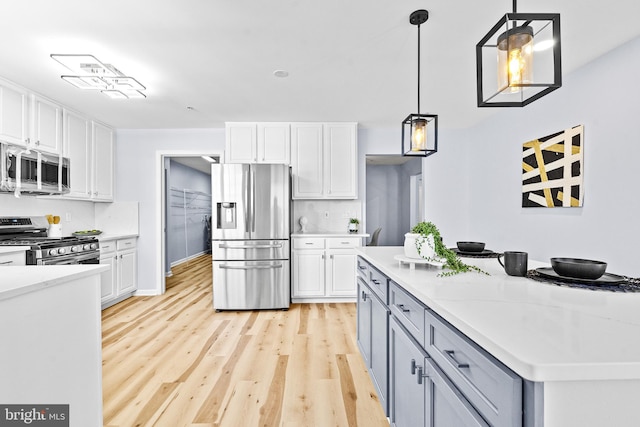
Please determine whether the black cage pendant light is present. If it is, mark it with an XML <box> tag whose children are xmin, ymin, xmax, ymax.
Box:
<box><xmin>476</xmin><ymin>0</ymin><xmax>561</xmax><ymax>107</ymax></box>
<box><xmin>402</xmin><ymin>9</ymin><xmax>437</xmax><ymax>157</ymax></box>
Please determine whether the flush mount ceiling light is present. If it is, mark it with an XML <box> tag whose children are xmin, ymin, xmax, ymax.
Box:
<box><xmin>51</xmin><ymin>54</ymin><xmax>146</xmax><ymax>99</ymax></box>
<box><xmin>402</xmin><ymin>9</ymin><xmax>437</xmax><ymax>157</ymax></box>
<box><xmin>476</xmin><ymin>0</ymin><xmax>561</xmax><ymax>107</ymax></box>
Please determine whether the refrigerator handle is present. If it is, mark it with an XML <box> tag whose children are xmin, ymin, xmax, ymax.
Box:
<box><xmin>244</xmin><ymin>166</ymin><xmax>251</xmax><ymax>231</ymax></box>
<box><xmin>251</xmin><ymin>166</ymin><xmax>256</xmax><ymax>232</ymax></box>
<box><xmin>219</xmin><ymin>263</ymin><xmax>283</xmax><ymax>270</ymax></box>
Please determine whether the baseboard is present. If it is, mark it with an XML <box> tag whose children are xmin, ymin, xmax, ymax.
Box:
<box><xmin>292</xmin><ymin>297</ymin><xmax>357</xmax><ymax>303</ymax></box>
<box><xmin>170</xmin><ymin>251</ymin><xmax>209</xmax><ymax>268</ymax></box>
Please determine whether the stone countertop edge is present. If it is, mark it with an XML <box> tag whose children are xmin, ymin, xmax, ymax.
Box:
<box><xmin>356</xmin><ymin>246</ymin><xmax>640</xmax><ymax>383</ymax></box>
<box><xmin>291</xmin><ymin>232</ymin><xmax>370</xmax><ymax>237</ymax></box>
<box><xmin>0</xmin><ymin>246</ymin><xmax>31</xmax><ymax>254</ymax></box>
<box><xmin>0</xmin><ymin>265</ymin><xmax>109</xmax><ymax>302</ymax></box>
<box><xmin>97</xmin><ymin>233</ymin><xmax>139</xmax><ymax>240</ymax></box>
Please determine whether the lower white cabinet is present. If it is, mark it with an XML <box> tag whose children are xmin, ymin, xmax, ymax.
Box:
<box><xmin>100</xmin><ymin>237</ymin><xmax>138</xmax><ymax>309</ymax></box>
<box><xmin>292</xmin><ymin>236</ymin><xmax>361</xmax><ymax>301</ymax></box>
<box><xmin>0</xmin><ymin>249</ymin><xmax>26</xmax><ymax>266</ymax></box>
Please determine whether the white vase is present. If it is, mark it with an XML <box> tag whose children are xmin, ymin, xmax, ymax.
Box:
<box><xmin>404</xmin><ymin>233</ymin><xmax>436</xmax><ymax>259</ymax></box>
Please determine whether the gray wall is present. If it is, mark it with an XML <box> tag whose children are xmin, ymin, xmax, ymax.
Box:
<box><xmin>422</xmin><ymin>35</ymin><xmax>640</xmax><ymax>276</ymax></box>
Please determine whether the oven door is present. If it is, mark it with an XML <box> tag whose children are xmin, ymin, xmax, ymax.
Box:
<box><xmin>37</xmin><ymin>251</ymin><xmax>100</xmax><ymax>265</ymax></box>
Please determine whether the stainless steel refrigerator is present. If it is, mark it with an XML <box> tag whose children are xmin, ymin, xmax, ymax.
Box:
<box><xmin>211</xmin><ymin>163</ymin><xmax>291</xmax><ymax>311</ymax></box>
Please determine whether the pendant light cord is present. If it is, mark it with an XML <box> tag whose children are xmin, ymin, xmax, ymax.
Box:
<box><xmin>513</xmin><ymin>0</ymin><xmax>517</xmax><ymax>13</ymax></box>
<box><xmin>417</xmin><ymin>23</ymin><xmax>421</xmax><ymax>114</ymax></box>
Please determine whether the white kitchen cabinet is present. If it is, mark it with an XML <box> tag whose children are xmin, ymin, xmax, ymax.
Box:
<box><xmin>30</xmin><ymin>95</ymin><xmax>62</xmax><ymax>154</ymax></box>
<box><xmin>92</xmin><ymin>121</ymin><xmax>115</xmax><ymax>201</ymax></box>
<box><xmin>63</xmin><ymin>109</ymin><xmax>92</xmax><ymax>198</ymax></box>
<box><xmin>100</xmin><ymin>237</ymin><xmax>138</xmax><ymax>309</ymax></box>
<box><xmin>0</xmin><ymin>80</ymin><xmax>29</xmax><ymax>147</ymax></box>
<box><xmin>225</xmin><ymin>122</ymin><xmax>290</xmax><ymax>164</ymax></box>
<box><xmin>0</xmin><ymin>249</ymin><xmax>26</xmax><ymax>266</ymax></box>
<box><xmin>292</xmin><ymin>236</ymin><xmax>360</xmax><ymax>301</ymax></box>
<box><xmin>63</xmin><ymin>110</ymin><xmax>114</xmax><ymax>202</ymax></box>
<box><xmin>291</xmin><ymin>122</ymin><xmax>357</xmax><ymax>199</ymax></box>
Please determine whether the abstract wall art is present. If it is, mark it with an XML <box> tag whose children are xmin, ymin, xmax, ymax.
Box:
<box><xmin>522</xmin><ymin>125</ymin><xmax>584</xmax><ymax>208</ymax></box>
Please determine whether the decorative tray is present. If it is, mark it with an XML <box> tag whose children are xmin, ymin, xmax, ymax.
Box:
<box><xmin>72</xmin><ymin>230</ymin><xmax>103</xmax><ymax>237</ymax></box>
<box><xmin>450</xmin><ymin>248</ymin><xmax>499</xmax><ymax>258</ymax></box>
<box><xmin>394</xmin><ymin>254</ymin><xmax>444</xmax><ymax>269</ymax></box>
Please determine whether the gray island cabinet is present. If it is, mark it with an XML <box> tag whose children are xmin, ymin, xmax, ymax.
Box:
<box><xmin>358</xmin><ymin>255</ymin><xmax>524</xmax><ymax>427</ymax></box>
<box><xmin>356</xmin><ymin>247</ymin><xmax>640</xmax><ymax>427</ymax></box>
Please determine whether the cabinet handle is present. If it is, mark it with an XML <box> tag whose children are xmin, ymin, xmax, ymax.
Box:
<box><xmin>416</xmin><ymin>366</ymin><xmax>428</xmax><ymax>384</ymax></box>
<box><xmin>444</xmin><ymin>350</ymin><xmax>470</xmax><ymax>369</ymax></box>
<box><xmin>397</xmin><ymin>304</ymin><xmax>410</xmax><ymax>313</ymax></box>
<box><xmin>371</xmin><ymin>279</ymin><xmax>380</xmax><ymax>285</ymax></box>
<box><xmin>358</xmin><ymin>265</ymin><xmax>366</xmax><ymax>270</ymax></box>
<box><xmin>330</xmin><ymin>254</ymin><xmax>334</xmax><ymax>259</ymax></box>
<box><xmin>361</xmin><ymin>290</ymin><xmax>368</xmax><ymax>301</ymax></box>
<box><xmin>0</xmin><ymin>260</ymin><xmax>14</xmax><ymax>265</ymax></box>
<box><xmin>305</xmin><ymin>242</ymin><xmax>314</xmax><ymax>245</ymax></box>
<box><xmin>410</xmin><ymin>359</ymin><xmax>417</xmax><ymax>375</ymax></box>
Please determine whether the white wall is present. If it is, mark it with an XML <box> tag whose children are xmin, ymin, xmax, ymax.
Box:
<box><xmin>422</xmin><ymin>35</ymin><xmax>640</xmax><ymax>276</ymax></box>
<box><xmin>114</xmin><ymin>128</ymin><xmax>225</xmax><ymax>293</ymax></box>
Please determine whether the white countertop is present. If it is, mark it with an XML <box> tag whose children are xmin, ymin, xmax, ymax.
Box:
<box><xmin>0</xmin><ymin>265</ymin><xmax>109</xmax><ymax>302</ymax></box>
<box><xmin>98</xmin><ymin>233</ymin><xmax>139</xmax><ymax>241</ymax></box>
<box><xmin>292</xmin><ymin>232</ymin><xmax>370</xmax><ymax>238</ymax></box>
<box><xmin>357</xmin><ymin>246</ymin><xmax>640</xmax><ymax>383</ymax></box>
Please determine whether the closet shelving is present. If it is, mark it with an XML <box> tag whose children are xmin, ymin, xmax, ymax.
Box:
<box><xmin>170</xmin><ymin>187</ymin><xmax>212</xmax><ymax>260</ymax></box>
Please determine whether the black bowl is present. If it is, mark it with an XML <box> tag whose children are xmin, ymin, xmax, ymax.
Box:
<box><xmin>550</xmin><ymin>258</ymin><xmax>607</xmax><ymax>280</ymax></box>
<box><xmin>456</xmin><ymin>241</ymin><xmax>485</xmax><ymax>253</ymax></box>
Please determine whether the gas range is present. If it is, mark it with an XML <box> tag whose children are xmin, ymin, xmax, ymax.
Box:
<box><xmin>0</xmin><ymin>216</ymin><xmax>100</xmax><ymax>265</ymax></box>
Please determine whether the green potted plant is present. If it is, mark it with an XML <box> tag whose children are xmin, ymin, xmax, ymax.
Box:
<box><xmin>405</xmin><ymin>221</ymin><xmax>488</xmax><ymax>276</ymax></box>
<box><xmin>348</xmin><ymin>218</ymin><xmax>360</xmax><ymax>233</ymax></box>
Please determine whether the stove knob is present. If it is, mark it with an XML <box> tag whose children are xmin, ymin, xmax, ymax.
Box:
<box><xmin>70</xmin><ymin>246</ymin><xmax>78</xmax><ymax>253</ymax></box>
<box><xmin>90</xmin><ymin>243</ymin><xmax>98</xmax><ymax>250</ymax></box>
<box><xmin>49</xmin><ymin>249</ymin><xmax>58</xmax><ymax>256</ymax></box>
<box><xmin>58</xmin><ymin>247</ymin><xmax>66</xmax><ymax>255</ymax></box>
<box><xmin>83</xmin><ymin>244</ymin><xmax>91</xmax><ymax>250</ymax></box>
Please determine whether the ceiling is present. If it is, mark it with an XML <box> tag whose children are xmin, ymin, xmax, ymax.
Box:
<box><xmin>2</xmin><ymin>0</ymin><xmax>639</xmax><ymax>131</ymax></box>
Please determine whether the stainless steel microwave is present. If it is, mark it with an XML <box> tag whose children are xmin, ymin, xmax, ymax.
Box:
<box><xmin>0</xmin><ymin>143</ymin><xmax>70</xmax><ymax>195</ymax></box>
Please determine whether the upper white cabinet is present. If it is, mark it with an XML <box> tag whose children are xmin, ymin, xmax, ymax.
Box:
<box><xmin>0</xmin><ymin>81</ymin><xmax>29</xmax><ymax>148</ymax></box>
<box><xmin>225</xmin><ymin>122</ymin><xmax>290</xmax><ymax>164</ymax></box>
<box><xmin>63</xmin><ymin>110</ymin><xmax>115</xmax><ymax>202</ymax></box>
<box><xmin>30</xmin><ymin>95</ymin><xmax>63</xmax><ymax>154</ymax></box>
<box><xmin>291</xmin><ymin>122</ymin><xmax>357</xmax><ymax>199</ymax></box>
<box><xmin>64</xmin><ymin>110</ymin><xmax>92</xmax><ymax>198</ymax></box>
<box><xmin>92</xmin><ymin>122</ymin><xmax>115</xmax><ymax>201</ymax></box>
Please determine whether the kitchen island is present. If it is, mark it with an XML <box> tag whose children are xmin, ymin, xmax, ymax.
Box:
<box><xmin>357</xmin><ymin>246</ymin><xmax>640</xmax><ymax>427</ymax></box>
<box><xmin>0</xmin><ymin>265</ymin><xmax>108</xmax><ymax>427</ymax></box>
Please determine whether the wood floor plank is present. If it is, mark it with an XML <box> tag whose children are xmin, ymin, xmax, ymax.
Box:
<box><xmin>103</xmin><ymin>254</ymin><xmax>388</xmax><ymax>427</ymax></box>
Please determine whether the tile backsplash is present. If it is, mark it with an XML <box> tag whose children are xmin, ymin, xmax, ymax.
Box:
<box><xmin>293</xmin><ymin>200</ymin><xmax>362</xmax><ymax>233</ymax></box>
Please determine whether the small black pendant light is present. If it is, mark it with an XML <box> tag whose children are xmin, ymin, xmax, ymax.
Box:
<box><xmin>476</xmin><ymin>0</ymin><xmax>561</xmax><ymax>107</ymax></box>
<box><xmin>402</xmin><ymin>9</ymin><xmax>437</xmax><ymax>157</ymax></box>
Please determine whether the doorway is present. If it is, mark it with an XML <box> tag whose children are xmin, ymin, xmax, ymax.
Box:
<box><xmin>365</xmin><ymin>155</ymin><xmax>422</xmax><ymax>246</ymax></box>
<box><xmin>160</xmin><ymin>153</ymin><xmax>220</xmax><ymax>293</ymax></box>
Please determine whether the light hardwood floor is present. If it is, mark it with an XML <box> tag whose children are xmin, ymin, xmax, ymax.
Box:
<box><xmin>102</xmin><ymin>254</ymin><xmax>388</xmax><ymax>427</ymax></box>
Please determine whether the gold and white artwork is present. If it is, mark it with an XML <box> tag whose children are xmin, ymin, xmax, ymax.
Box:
<box><xmin>522</xmin><ymin>125</ymin><xmax>584</xmax><ymax>208</ymax></box>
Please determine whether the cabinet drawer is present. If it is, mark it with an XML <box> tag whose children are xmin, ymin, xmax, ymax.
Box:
<box><xmin>0</xmin><ymin>251</ymin><xmax>26</xmax><ymax>266</ymax></box>
<box><xmin>326</xmin><ymin>237</ymin><xmax>360</xmax><ymax>248</ymax></box>
<box><xmin>356</xmin><ymin>256</ymin><xmax>369</xmax><ymax>281</ymax></box>
<box><xmin>117</xmin><ymin>238</ymin><xmax>137</xmax><ymax>251</ymax></box>
<box><xmin>100</xmin><ymin>240</ymin><xmax>117</xmax><ymax>254</ymax></box>
<box><xmin>389</xmin><ymin>281</ymin><xmax>424</xmax><ymax>345</ymax></box>
<box><xmin>368</xmin><ymin>265</ymin><xmax>388</xmax><ymax>303</ymax></box>
<box><xmin>425</xmin><ymin>309</ymin><xmax>522</xmax><ymax>427</ymax></box>
<box><xmin>293</xmin><ymin>238</ymin><xmax>325</xmax><ymax>249</ymax></box>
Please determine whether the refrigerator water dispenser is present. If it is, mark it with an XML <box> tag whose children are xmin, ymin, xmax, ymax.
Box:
<box><xmin>217</xmin><ymin>202</ymin><xmax>236</xmax><ymax>229</ymax></box>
